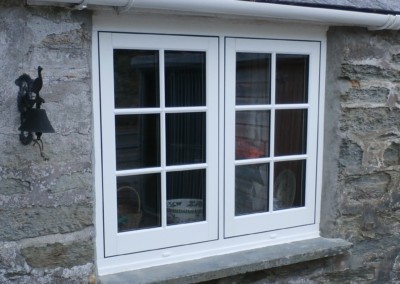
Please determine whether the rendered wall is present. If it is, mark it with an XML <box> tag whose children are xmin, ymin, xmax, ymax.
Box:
<box><xmin>0</xmin><ymin>1</ymin><xmax>95</xmax><ymax>283</ymax></box>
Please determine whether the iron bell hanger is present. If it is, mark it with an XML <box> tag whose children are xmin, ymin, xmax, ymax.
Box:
<box><xmin>15</xmin><ymin>66</ymin><xmax>55</xmax><ymax>160</ymax></box>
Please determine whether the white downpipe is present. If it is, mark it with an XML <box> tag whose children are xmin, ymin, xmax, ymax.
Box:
<box><xmin>27</xmin><ymin>0</ymin><xmax>400</xmax><ymax>30</ymax></box>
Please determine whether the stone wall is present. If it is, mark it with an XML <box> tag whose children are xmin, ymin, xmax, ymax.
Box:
<box><xmin>0</xmin><ymin>2</ymin><xmax>94</xmax><ymax>283</ymax></box>
<box><xmin>1</xmin><ymin>2</ymin><xmax>400</xmax><ymax>283</ymax></box>
<box><xmin>325</xmin><ymin>26</ymin><xmax>400</xmax><ymax>283</ymax></box>
<box><xmin>206</xmin><ymin>26</ymin><xmax>400</xmax><ymax>284</ymax></box>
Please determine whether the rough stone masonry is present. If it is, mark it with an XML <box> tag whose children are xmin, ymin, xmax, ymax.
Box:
<box><xmin>0</xmin><ymin>1</ymin><xmax>95</xmax><ymax>283</ymax></box>
<box><xmin>0</xmin><ymin>1</ymin><xmax>400</xmax><ymax>283</ymax></box>
<box><xmin>203</xmin><ymin>27</ymin><xmax>400</xmax><ymax>284</ymax></box>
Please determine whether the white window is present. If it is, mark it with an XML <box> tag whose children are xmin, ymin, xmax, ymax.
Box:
<box><xmin>99</xmin><ymin>33</ymin><xmax>219</xmax><ymax>256</ymax></box>
<box><xmin>97</xmin><ymin>28</ymin><xmax>323</xmax><ymax>272</ymax></box>
<box><xmin>224</xmin><ymin>38</ymin><xmax>320</xmax><ymax>237</ymax></box>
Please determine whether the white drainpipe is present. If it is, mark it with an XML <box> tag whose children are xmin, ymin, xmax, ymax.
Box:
<box><xmin>26</xmin><ymin>0</ymin><xmax>400</xmax><ymax>30</ymax></box>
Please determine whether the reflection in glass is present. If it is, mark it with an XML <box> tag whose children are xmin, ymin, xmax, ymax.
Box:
<box><xmin>115</xmin><ymin>114</ymin><xmax>160</xmax><ymax>170</ymax></box>
<box><xmin>114</xmin><ymin>50</ymin><xmax>159</xmax><ymax>108</ymax></box>
<box><xmin>236</xmin><ymin>53</ymin><xmax>271</xmax><ymax>105</ymax></box>
<box><xmin>167</xmin><ymin>169</ymin><xmax>206</xmax><ymax>225</ymax></box>
<box><xmin>165</xmin><ymin>51</ymin><xmax>206</xmax><ymax>107</ymax></box>
<box><xmin>274</xmin><ymin>109</ymin><xmax>307</xmax><ymax>156</ymax></box>
<box><xmin>235</xmin><ymin>163</ymin><xmax>269</xmax><ymax>216</ymax></box>
<box><xmin>236</xmin><ymin>111</ymin><xmax>270</xmax><ymax>159</ymax></box>
<box><xmin>276</xmin><ymin>54</ymin><xmax>309</xmax><ymax>104</ymax></box>
<box><xmin>273</xmin><ymin>160</ymin><xmax>306</xmax><ymax>210</ymax></box>
<box><xmin>117</xmin><ymin>174</ymin><xmax>161</xmax><ymax>232</ymax></box>
<box><xmin>166</xmin><ymin>113</ymin><xmax>205</xmax><ymax>166</ymax></box>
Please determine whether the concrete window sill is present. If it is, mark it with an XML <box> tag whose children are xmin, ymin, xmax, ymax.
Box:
<box><xmin>99</xmin><ymin>237</ymin><xmax>352</xmax><ymax>284</ymax></box>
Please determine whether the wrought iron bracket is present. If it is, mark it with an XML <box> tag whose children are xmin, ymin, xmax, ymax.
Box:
<box><xmin>15</xmin><ymin>66</ymin><xmax>53</xmax><ymax>160</ymax></box>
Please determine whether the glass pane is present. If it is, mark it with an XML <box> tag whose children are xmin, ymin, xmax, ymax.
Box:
<box><xmin>236</xmin><ymin>53</ymin><xmax>271</xmax><ymax>105</ymax></box>
<box><xmin>117</xmin><ymin>174</ymin><xmax>161</xmax><ymax>232</ymax></box>
<box><xmin>165</xmin><ymin>51</ymin><xmax>206</xmax><ymax>107</ymax></box>
<box><xmin>167</xmin><ymin>169</ymin><xmax>206</xmax><ymax>225</ymax></box>
<box><xmin>274</xmin><ymin>109</ymin><xmax>307</xmax><ymax>156</ymax></box>
<box><xmin>114</xmin><ymin>49</ymin><xmax>159</xmax><ymax>108</ymax></box>
<box><xmin>276</xmin><ymin>54</ymin><xmax>309</xmax><ymax>104</ymax></box>
<box><xmin>236</xmin><ymin>111</ymin><xmax>270</xmax><ymax>159</ymax></box>
<box><xmin>235</xmin><ymin>163</ymin><xmax>269</xmax><ymax>216</ymax></box>
<box><xmin>115</xmin><ymin>114</ymin><xmax>160</xmax><ymax>170</ymax></box>
<box><xmin>166</xmin><ymin>113</ymin><xmax>205</xmax><ymax>165</ymax></box>
<box><xmin>273</xmin><ymin>160</ymin><xmax>306</xmax><ymax>210</ymax></box>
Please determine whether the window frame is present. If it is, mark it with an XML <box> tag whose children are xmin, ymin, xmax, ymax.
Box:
<box><xmin>224</xmin><ymin>37</ymin><xmax>321</xmax><ymax>237</ymax></box>
<box><xmin>99</xmin><ymin>33</ymin><xmax>219</xmax><ymax>256</ymax></box>
<box><xmin>93</xmin><ymin>13</ymin><xmax>327</xmax><ymax>276</ymax></box>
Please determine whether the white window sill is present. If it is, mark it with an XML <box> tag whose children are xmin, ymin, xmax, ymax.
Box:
<box><xmin>99</xmin><ymin>237</ymin><xmax>352</xmax><ymax>284</ymax></box>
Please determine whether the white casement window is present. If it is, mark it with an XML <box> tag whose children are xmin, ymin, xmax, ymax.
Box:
<box><xmin>99</xmin><ymin>33</ymin><xmax>219</xmax><ymax>256</ymax></box>
<box><xmin>97</xmin><ymin>30</ymin><xmax>323</xmax><ymax>270</ymax></box>
<box><xmin>224</xmin><ymin>38</ymin><xmax>320</xmax><ymax>237</ymax></box>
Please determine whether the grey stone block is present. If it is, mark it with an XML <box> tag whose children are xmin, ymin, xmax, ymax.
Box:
<box><xmin>20</xmin><ymin>240</ymin><xmax>94</xmax><ymax>269</ymax></box>
<box><xmin>0</xmin><ymin>204</ymin><xmax>93</xmax><ymax>241</ymax></box>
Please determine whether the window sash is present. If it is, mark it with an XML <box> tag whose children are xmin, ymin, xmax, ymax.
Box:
<box><xmin>224</xmin><ymin>38</ymin><xmax>321</xmax><ymax>237</ymax></box>
<box><xmin>99</xmin><ymin>33</ymin><xmax>219</xmax><ymax>256</ymax></box>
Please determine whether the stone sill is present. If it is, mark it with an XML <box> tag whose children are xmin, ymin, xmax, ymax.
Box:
<box><xmin>99</xmin><ymin>237</ymin><xmax>352</xmax><ymax>284</ymax></box>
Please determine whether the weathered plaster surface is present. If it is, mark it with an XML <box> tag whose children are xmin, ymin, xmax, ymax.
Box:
<box><xmin>0</xmin><ymin>1</ymin><xmax>94</xmax><ymax>283</ymax></box>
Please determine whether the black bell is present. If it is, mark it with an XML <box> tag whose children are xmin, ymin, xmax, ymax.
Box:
<box><xmin>16</xmin><ymin>66</ymin><xmax>54</xmax><ymax>160</ymax></box>
<box><xmin>19</xmin><ymin>109</ymin><xmax>55</xmax><ymax>133</ymax></box>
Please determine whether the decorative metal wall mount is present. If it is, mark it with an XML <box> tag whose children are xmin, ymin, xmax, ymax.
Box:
<box><xmin>15</xmin><ymin>66</ymin><xmax>55</xmax><ymax>160</ymax></box>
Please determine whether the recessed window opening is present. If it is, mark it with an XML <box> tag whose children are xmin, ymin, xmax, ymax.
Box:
<box><xmin>99</xmin><ymin>32</ymin><xmax>321</xmax><ymax>264</ymax></box>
